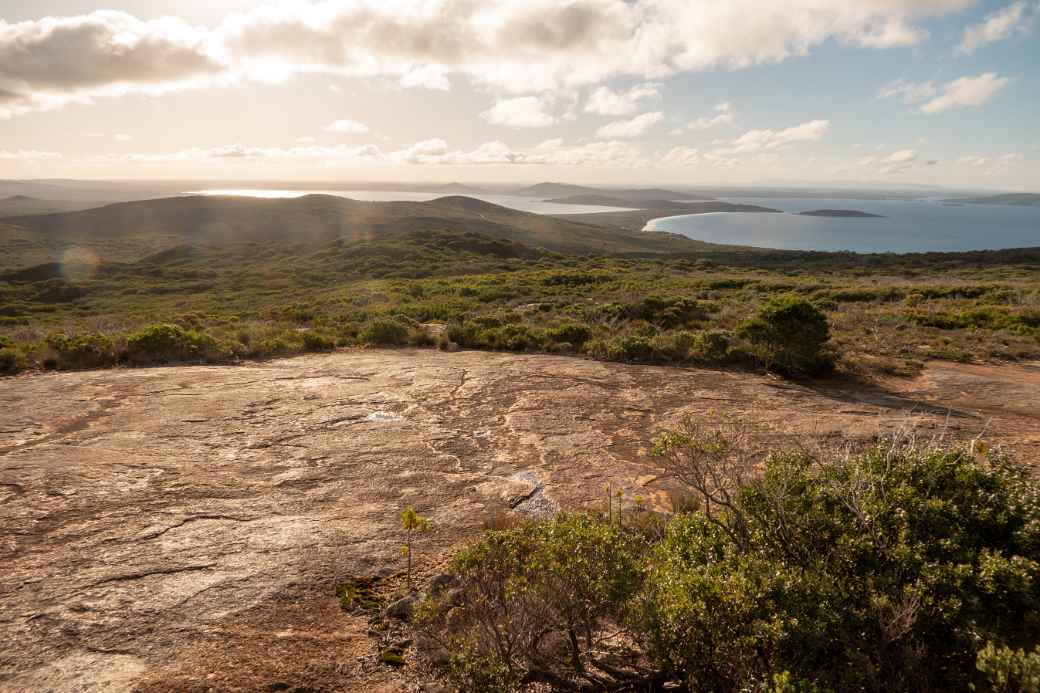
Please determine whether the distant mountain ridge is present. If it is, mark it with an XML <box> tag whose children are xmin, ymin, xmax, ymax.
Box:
<box><xmin>3</xmin><ymin>193</ymin><xmax>711</xmax><ymax>258</ymax></box>
<box><xmin>946</xmin><ymin>193</ymin><xmax>1040</xmax><ymax>207</ymax></box>
<box><xmin>513</xmin><ymin>182</ymin><xmax>712</xmax><ymax>201</ymax></box>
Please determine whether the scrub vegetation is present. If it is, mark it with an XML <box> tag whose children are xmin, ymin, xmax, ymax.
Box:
<box><xmin>416</xmin><ymin>420</ymin><xmax>1040</xmax><ymax>692</ymax></box>
<box><xmin>1</xmin><ymin>228</ymin><xmax>1037</xmax><ymax>377</ymax></box>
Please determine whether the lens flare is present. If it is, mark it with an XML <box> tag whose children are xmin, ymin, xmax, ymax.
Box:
<box><xmin>61</xmin><ymin>246</ymin><xmax>100</xmax><ymax>284</ymax></box>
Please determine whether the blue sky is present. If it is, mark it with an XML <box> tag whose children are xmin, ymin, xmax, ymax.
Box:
<box><xmin>0</xmin><ymin>0</ymin><xmax>1036</xmax><ymax>189</ymax></box>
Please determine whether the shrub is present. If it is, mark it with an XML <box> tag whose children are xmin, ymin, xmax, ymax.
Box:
<box><xmin>545</xmin><ymin>323</ymin><xmax>593</xmax><ymax>347</ymax></box>
<box><xmin>0</xmin><ymin>346</ymin><xmax>26</xmax><ymax>375</ymax></box>
<box><xmin>418</xmin><ymin>514</ymin><xmax>645</xmax><ymax>692</ymax></box>
<box><xmin>357</xmin><ymin>318</ymin><xmax>410</xmax><ymax>346</ymax></box>
<box><xmin>689</xmin><ymin>329</ymin><xmax>731</xmax><ymax>364</ymax></box>
<box><xmin>44</xmin><ymin>331</ymin><xmax>118</xmax><ymax>370</ymax></box>
<box><xmin>422</xmin><ymin>431</ymin><xmax>1040</xmax><ymax>692</ymax></box>
<box><xmin>738</xmin><ymin>297</ymin><xmax>833</xmax><ymax>375</ymax></box>
<box><xmin>301</xmin><ymin>331</ymin><xmax>335</xmax><ymax>352</ymax></box>
<box><xmin>124</xmin><ymin>323</ymin><xmax>225</xmax><ymax>364</ymax></box>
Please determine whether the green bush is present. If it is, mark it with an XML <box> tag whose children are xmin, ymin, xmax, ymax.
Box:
<box><xmin>689</xmin><ymin>329</ymin><xmax>732</xmax><ymax>363</ymax></box>
<box><xmin>44</xmin><ymin>331</ymin><xmax>118</xmax><ymax>370</ymax></box>
<box><xmin>421</xmin><ymin>433</ymin><xmax>1040</xmax><ymax>692</ymax></box>
<box><xmin>418</xmin><ymin>514</ymin><xmax>644</xmax><ymax>692</ymax></box>
<box><xmin>357</xmin><ymin>318</ymin><xmax>410</xmax><ymax>346</ymax></box>
<box><xmin>545</xmin><ymin>323</ymin><xmax>593</xmax><ymax>347</ymax></box>
<box><xmin>0</xmin><ymin>346</ymin><xmax>26</xmax><ymax>375</ymax></box>
<box><xmin>301</xmin><ymin>331</ymin><xmax>335</xmax><ymax>352</ymax></box>
<box><xmin>976</xmin><ymin>642</ymin><xmax>1040</xmax><ymax>692</ymax></box>
<box><xmin>738</xmin><ymin>297</ymin><xmax>833</xmax><ymax>375</ymax></box>
<box><xmin>124</xmin><ymin>323</ymin><xmax>225</xmax><ymax>364</ymax></box>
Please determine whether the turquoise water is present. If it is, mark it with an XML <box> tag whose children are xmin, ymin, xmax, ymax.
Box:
<box><xmin>646</xmin><ymin>197</ymin><xmax>1040</xmax><ymax>253</ymax></box>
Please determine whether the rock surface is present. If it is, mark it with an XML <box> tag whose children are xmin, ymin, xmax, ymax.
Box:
<box><xmin>1</xmin><ymin>349</ymin><xmax>1038</xmax><ymax>691</ymax></box>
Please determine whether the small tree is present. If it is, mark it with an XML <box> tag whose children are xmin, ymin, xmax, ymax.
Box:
<box><xmin>400</xmin><ymin>506</ymin><xmax>428</xmax><ymax>591</ymax></box>
<box><xmin>738</xmin><ymin>296</ymin><xmax>833</xmax><ymax>375</ymax></box>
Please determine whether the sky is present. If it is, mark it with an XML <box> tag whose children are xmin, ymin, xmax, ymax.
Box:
<box><xmin>0</xmin><ymin>0</ymin><xmax>1037</xmax><ymax>188</ymax></box>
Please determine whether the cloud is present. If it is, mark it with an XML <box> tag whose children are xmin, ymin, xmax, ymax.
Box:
<box><xmin>920</xmin><ymin>72</ymin><xmax>1011</xmax><ymax>114</ymax></box>
<box><xmin>0</xmin><ymin>0</ymin><xmax>974</xmax><ymax>116</ymax></box>
<box><xmin>0</xmin><ymin>149</ymin><xmax>62</xmax><ymax>160</ymax></box>
<box><xmin>720</xmin><ymin>119</ymin><xmax>830</xmax><ymax>154</ymax></box>
<box><xmin>687</xmin><ymin>101</ymin><xmax>735</xmax><ymax>130</ymax></box>
<box><xmin>879</xmin><ymin>149</ymin><xmax>917</xmax><ymax>173</ymax></box>
<box><xmin>0</xmin><ymin>10</ymin><xmax>224</xmax><ymax>118</ymax></box>
<box><xmin>324</xmin><ymin>118</ymin><xmax>369</xmax><ymax>134</ymax></box>
<box><xmin>584</xmin><ymin>82</ymin><xmax>660</xmax><ymax>116</ymax></box>
<box><xmin>399</xmin><ymin>64</ymin><xmax>450</xmax><ymax>90</ymax></box>
<box><xmin>877</xmin><ymin>78</ymin><xmax>937</xmax><ymax>104</ymax></box>
<box><xmin>595</xmin><ymin>111</ymin><xmax>664</xmax><ymax>138</ymax></box>
<box><xmin>114</xmin><ymin>134</ymin><xmax>133</xmax><ymax>142</ymax></box>
<box><xmin>958</xmin><ymin>2</ymin><xmax>1034</xmax><ymax>54</ymax></box>
<box><xmin>958</xmin><ymin>152</ymin><xmax>1023</xmax><ymax>167</ymax></box>
<box><xmin>661</xmin><ymin>146</ymin><xmax>740</xmax><ymax>168</ymax></box>
<box><xmin>481</xmin><ymin>95</ymin><xmax>555</xmax><ymax>128</ymax></box>
<box><xmin>113</xmin><ymin>136</ymin><xmax>648</xmax><ymax>168</ymax></box>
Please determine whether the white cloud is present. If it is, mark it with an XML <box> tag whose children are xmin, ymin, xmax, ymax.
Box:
<box><xmin>920</xmin><ymin>72</ymin><xmax>1011</xmax><ymax>114</ymax></box>
<box><xmin>661</xmin><ymin>146</ymin><xmax>739</xmax><ymax>168</ymax></box>
<box><xmin>879</xmin><ymin>149</ymin><xmax>917</xmax><ymax>173</ymax></box>
<box><xmin>958</xmin><ymin>2</ymin><xmax>1034</xmax><ymax>54</ymax></box>
<box><xmin>0</xmin><ymin>149</ymin><xmax>62</xmax><ymax>160</ymax></box>
<box><xmin>113</xmin><ymin>136</ymin><xmax>649</xmax><ymax>169</ymax></box>
<box><xmin>0</xmin><ymin>10</ymin><xmax>224</xmax><ymax>118</ymax></box>
<box><xmin>481</xmin><ymin>96</ymin><xmax>555</xmax><ymax>128</ymax></box>
<box><xmin>595</xmin><ymin>111</ymin><xmax>664</xmax><ymax>138</ymax></box>
<box><xmin>399</xmin><ymin>64</ymin><xmax>450</xmax><ymax>90</ymax></box>
<box><xmin>720</xmin><ymin>119</ymin><xmax>830</xmax><ymax>154</ymax></box>
<box><xmin>584</xmin><ymin>82</ymin><xmax>660</xmax><ymax>116</ymax></box>
<box><xmin>958</xmin><ymin>152</ymin><xmax>1023</xmax><ymax>168</ymax></box>
<box><xmin>877</xmin><ymin>78</ymin><xmax>937</xmax><ymax>104</ymax></box>
<box><xmin>0</xmin><ymin>1</ymin><xmax>975</xmax><ymax>116</ymax></box>
<box><xmin>687</xmin><ymin>101</ymin><xmax>735</xmax><ymax>130</ymax></box>
<box><xmin>324</xmin><ymin>119</ymin><xmax>369</xmax><ymax>134</ymax></box>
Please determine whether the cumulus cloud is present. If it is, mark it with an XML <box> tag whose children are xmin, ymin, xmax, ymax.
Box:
<box><xmin>0</xmin><ymin>0</ymin><xmax>975</xmax><ymax>116</ymax></box>
<box><xmin>879</xmin><ymin>149</ymin><xmax>918</xmax><ymax>173</ymax></box>
<box><xmin>958</xmin><ymin>1</ymin><xmax>1035</xmax><ymax>54</ymax></box>
<box><xmin>719</xmin><ymin>119</ymin><xmax>830</xmax><ymax>154</ymax></box>
<box><xmin>584</xmin><ymin>82</ymin><xmax>660</xmax><ymax>116</ymax></box>
<box><xmin>595</xmin><ymin>111</ymin><xmax>664</xmax><ymax>138</ymax></box>
<box><xmin>481</xmin><ymin>96</ymin><xmax>556</xmax><ymax>128</ymax></box>
<box><xmin>877</xmin><ymin>78</ymin><xmax>937</xmax><ymax>104</ymax></box>
<box><xmin>324</xmin><ymin>118</ymin><xmax>369</xmax><ymax>134</ymax></box>
<box><xmin>920</xmin><ymin>72</ymin><xmax>1011</xmax><ymax>114</ymax></box>
<box><xmin>0</xmin><ymin>11</ymin><xmax>223</xmax><ymax>118</ymax></box>
<box><xmin>687</xmin><ymin>102</ymin><xmax>735</xmax><ymax>130</ymax></box>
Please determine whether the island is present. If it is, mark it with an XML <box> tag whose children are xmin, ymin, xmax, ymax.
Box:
<box><xmin>549</xmin><ymin>199</ymin><xmax>782</xmax><ymax>231</ymax></box>
<box><xmin>943</xmin><ymin>193</ymin><xmax>1040</xmax><ymax>207</ymax></box>
<box><xmin>799</xmin><ymin>209</ymin><xmax>884</xmax><ymax>218</ymax></box>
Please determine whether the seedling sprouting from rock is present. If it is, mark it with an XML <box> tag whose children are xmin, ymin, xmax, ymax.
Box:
<box><xmin>400</xmin><ymin>506</ymin><xmax>428</xmax><ymax>591</ymax></box>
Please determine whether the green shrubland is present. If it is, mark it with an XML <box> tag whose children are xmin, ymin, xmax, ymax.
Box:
<box><xmin>418</xmin><ymin>424</ymin><xmax>1040</xmax><ymax>692</ymax></box>
<box><xmin>0</xmin><ymin>230</ymin><xmax>1038</xmax><ymax>376</ymax></box>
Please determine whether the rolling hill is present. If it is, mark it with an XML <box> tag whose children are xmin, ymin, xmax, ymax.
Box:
<box><xmin>946</xmin><ymin>193</ymin><xmax>1040</xmax><ymax>207</ymax></box>
<box><xmin>0</xmin><ymin>194</ymin><xmax>714</xmax><ymax>269</ymax></box>
<box><xmin>513</xmin><ymin>182</ymin><xmax>709</xmax><ymax>201</ymax></box>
